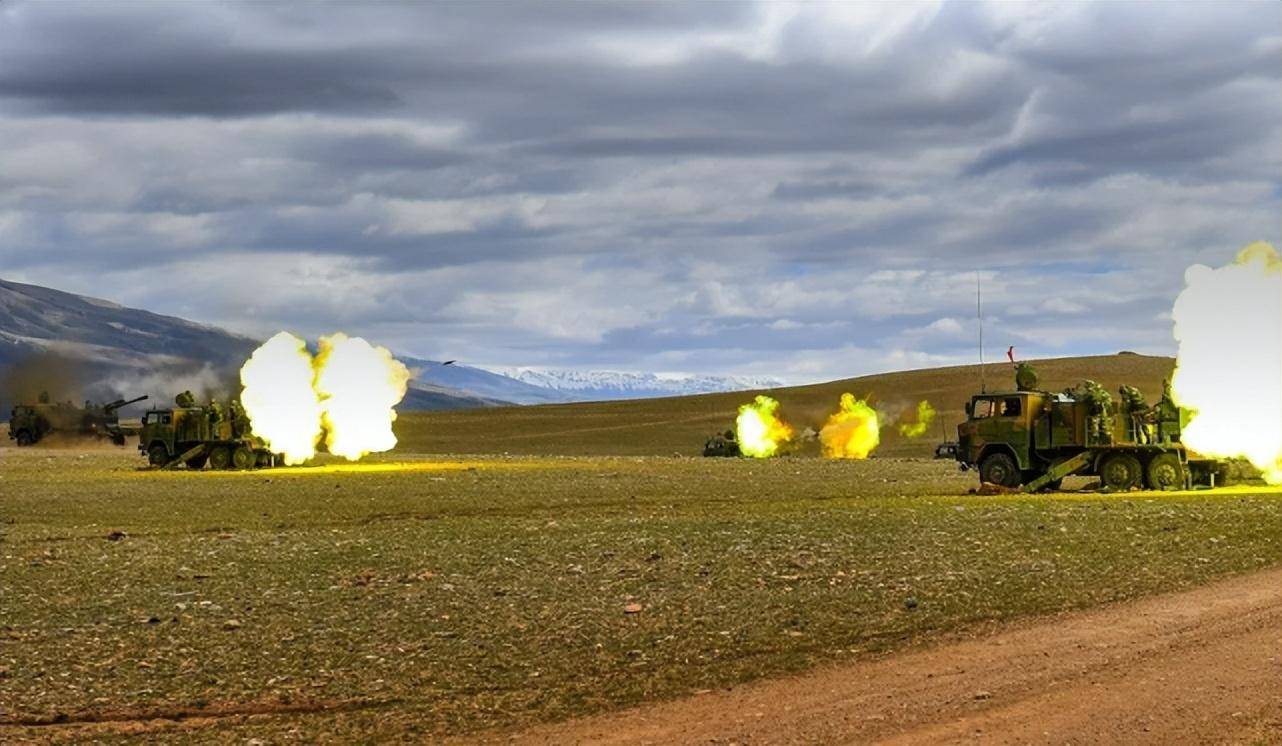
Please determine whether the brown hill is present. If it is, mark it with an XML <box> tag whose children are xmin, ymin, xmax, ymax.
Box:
<box><xmin>394</xmin><ymin>353</ymin><xmax>1176</xmax><ymax>457</ymax></box>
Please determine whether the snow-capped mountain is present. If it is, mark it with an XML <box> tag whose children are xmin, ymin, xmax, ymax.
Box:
<box><xmin>491</xmin><ymin>368</ymin><xmax>785</xmax><ymax>401</ymax></box>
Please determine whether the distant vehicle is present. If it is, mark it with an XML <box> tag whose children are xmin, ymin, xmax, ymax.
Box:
<box><xmin>948</xmin><ymin>364</ymin><xmax>1223</xmax><ymax>492</ymax></box>
<box><xmin>8</xmin><ymin>393</ymin><xmax>148</xmax><ymax>446</ymax></box>
<box><xmin>138</xmin><ymin>394</ymin><xmax>279</xmax><ymax>469</ymax></box>
<box><xmin>702</xmin><ymin>430</ymin><xmax>741</xmax><ymax>457</ymax></box>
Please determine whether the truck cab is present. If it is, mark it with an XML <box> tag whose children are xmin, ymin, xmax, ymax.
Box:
<box><xmin>958</xmin><ymin>391</ymin><xmax>1045</xmax><ymax>486</ymax></box>
<box><xmin>139</xmin><ymin>407</ymin><xmax>213</xmax><ymax>466</ymax></box>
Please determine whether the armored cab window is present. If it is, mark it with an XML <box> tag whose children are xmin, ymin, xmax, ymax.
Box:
<box><xmin>1000</xmin><ymin>397</ymin><xmax>1022</xmax><ymax>417</ymax></box>
<box><xmin>162</xmin><ymin>413</ymin><xmax>172</xmax><ymax>425</ymax></box>
<box><xmin>971</xmin><ymin>398</ymin><xmax>994</xmax><ymax>419</ymax></box>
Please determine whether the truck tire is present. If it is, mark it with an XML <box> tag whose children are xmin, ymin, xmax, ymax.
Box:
<box><xmin>209</xmin><ymin>446</ymin><xmax>232</xmax><ymax>470</ymax></box>
<box><xmin>232</xmin><ymin>446</ymin><xmax>255</xmax><ymax>470</ymax></box>
<box><xmin>1099</xmin><ymin>453</ymin><xmax>1142</xmax><ymax>491</ymax></box>
<box><xmin>148</xmin><ymin>443</ymin><xmax>170</xmax><ymax>466</ymax></box>
<box><xmin>1146</xmin><ymin>453</ymin><xmax>1184</xmax><ymax>491</ymax></box>
<box><xmin>15</xmin><ymin>430</ymin><xmax>33</xmax><ymax>447</ymax></box>
<box><xmin>980</xmin><ymin>452</ymin><xmax>1021</xmax><ymax>487</ymax></box>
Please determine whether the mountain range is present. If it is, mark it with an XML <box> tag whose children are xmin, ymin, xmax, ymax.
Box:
<box><xmin>0</xmin><ymin>278</ymin><xmax>780</xmax><ymax>412</ymax></box>
<box><xmin>491</xmin><ymin>368</ymin><xmax>785</xmax><ymax>401</ymax></box>
<box><xmin>0</xmin><ymin>278</ymin><xmax>500</xmax><ymax>413</ymax></box>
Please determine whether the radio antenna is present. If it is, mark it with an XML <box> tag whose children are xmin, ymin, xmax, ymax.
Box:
<box><xmin>977</xmin><ymin>272</ymin><xmax>985</xmax><ymax>393</ymax></box>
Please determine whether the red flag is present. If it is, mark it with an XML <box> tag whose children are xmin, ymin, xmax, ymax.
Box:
<box><xmin>1006</xmin><ymin>345</ymin><xmax>1015</xmax><ymax>363</ymax></box>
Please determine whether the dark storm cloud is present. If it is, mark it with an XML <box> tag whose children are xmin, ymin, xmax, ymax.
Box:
<box><xmin>0</xmin><ymin>1</ymin><xmax>1278</xmax><ymax>381</ymax></box>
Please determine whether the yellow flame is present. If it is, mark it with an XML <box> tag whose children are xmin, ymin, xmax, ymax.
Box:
<box><xmin>239</xmin><ymin>331</ymin><xmax>323</xmax><ymax>465</ymax></box>
<box><xmin>735</xmin><ymin>395</ymin><xmax>793</xmax><ymax>458</ymax></box>
<box><xmin>821</xmin><ymin>393</ymin><xmax>880</xmax><ymax>459</ymax></box>
<box><xmin>898</xmin><ymin>400</ymin><xmax>936</xmax><ymax>438</ymax></box>
<box><xmin>1172</xmin><ymin>242</ymin><xmax>1282</xmax><ymax>484</ymax></box>
<box><xmin>314</xmin><ymin>333</ymin><xmax>411</xmax><ymax>461</ymax></box>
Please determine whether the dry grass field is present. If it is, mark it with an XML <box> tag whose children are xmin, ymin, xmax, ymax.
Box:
<box><xmin>4</xmin><ymin>430</ymin><xmax>1282</xmax><ymax>741</ymax></box>
<box><xmin>395</xmin><ymin>353</ymin><xmax>1176</xmax><ymax>457</ymax></box>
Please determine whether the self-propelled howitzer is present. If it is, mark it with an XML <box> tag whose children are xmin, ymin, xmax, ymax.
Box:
<box><xmin>948</xmin><ymin>364</ymin><xmax>1223</xmax><ymax>492</ymax></box>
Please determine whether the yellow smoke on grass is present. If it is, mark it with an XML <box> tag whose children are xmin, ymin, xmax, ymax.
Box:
<box><xmin>821</xmin><ymin>393</ymin><xmax>880</xmax><ymax>459</ymax></box>
<box><xmin>736</xmin><ymin>395</ymin><xmax>793</xmax><ymax>458</ymax></box>
<box><xmin>314</xmin><ymin>333</ymin><xmax>411</xmax><ymax>461</ymax></box>
<box><xmin>239</xmin><ymin>332</ymin><xmax>324</xmax><ymax>465</ymax></box>
<box><xmin>239</xmin><ymin>331</ymin><xmax>411</xmax><ymax>465</ymax></box>
<box><xmin>1172</xmin><ymin>241</ymin><xmax>1282</xmax><ymax>484</ymax></box>
<box><xmin>898</xmin><ymin>400</ymin><xmax>936</xmax><ymax>438</ymax></box>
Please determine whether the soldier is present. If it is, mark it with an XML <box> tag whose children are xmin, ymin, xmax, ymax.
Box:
<box><xmin>208</xmin><ymin>400</ymin><xmax>224</xmax><ymax>428</ymax></box>
<box><xmin>1154</xmin><ymin>378</ymin><xmax>1181</xmax><ymax>444</ymax></box>
<box><xmin>228</xmin><ymin>399</ymin><xmax>246</xmax><ymax>439</ymax></box>
<box><xmin>1074</xmin><ymin>379</ymin><xmax>1114</xmax><ymax>445</ymax></box>
<box><xmin>1118</xmin><ymin>385</ymin><xmax>1150</xmax><ymax>443</ymax></box>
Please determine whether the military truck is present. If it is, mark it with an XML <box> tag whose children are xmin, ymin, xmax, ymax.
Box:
<box><xmin>950</xmin><ymin>364</ymin><xmax>1222</xmax><ymax>492</ymax></box>
<box><xmin>702</xmin><ymin>430</ymin><xmax>741</xmax><ymax>457</ymax></box>
<box><xmin>8</xmin><ymin>393</ymin><xmax>148</xmax><ymax>446</ymax></box>
<box><xmin>138</xmin><ymin>393</ymin><xmax>278</xmax><ymax>469</ymax></box>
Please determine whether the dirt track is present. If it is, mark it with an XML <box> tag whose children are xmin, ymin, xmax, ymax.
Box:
<box><xmin>489</xmin><ymin>567</ymin><xmax>1282</xmax><ymax>745</ymax></box>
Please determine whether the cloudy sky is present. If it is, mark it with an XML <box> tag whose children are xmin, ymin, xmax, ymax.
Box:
<box><xmin>1</xmin><ymin>1</ymin><xmax>1278</xmax><ymax>383</ymax></box>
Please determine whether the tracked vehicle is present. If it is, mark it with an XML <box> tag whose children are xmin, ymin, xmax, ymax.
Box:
<box><xmin>139</xmin><ymin>394</ymin><xmax>278</xmax><ymax>469</ymax></box>
<box><xmin>949</xmin><ymin>364</ymin><xmax>1223</xmax><ymax>492</ymax></box>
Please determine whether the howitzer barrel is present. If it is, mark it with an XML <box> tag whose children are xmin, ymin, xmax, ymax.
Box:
<box><xmin>104</xmin><ymin>395</ymin><xmax>149</xmax><ymax>412</ymax></box>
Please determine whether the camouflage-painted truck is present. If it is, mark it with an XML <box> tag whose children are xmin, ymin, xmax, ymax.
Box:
<box><xmin>8</xmin><ymin>393</ymin><xmax>148</xmax><ymax>446</ymax></box>
<box><xmin>138</xmin><ymin>392</ymin><xmax>279</xmax><ymax>469</ymax></box>
<box><xmin>950</xmin><ymin>364</ymin><xmax>1223</xmax><ymax>492</ymax></box>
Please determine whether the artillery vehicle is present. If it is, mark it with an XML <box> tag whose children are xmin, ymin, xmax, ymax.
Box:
<box><xmin>8</xmin><ymin>393</ymin><xmax>148</xmax><ymax>446</ymax></box>
<box><xmin>138</xmin><ymin>394</ymin><xmax>278</xmax><ymax>469</ymax></box>
<box><xmin>703</xmin><ymin>430</ymin><xmax>741</xmax><ymax>457</ymax></box>
<box><xmin>948</xmin><ymin>364</ymin><xmax>1222</xmax><ymax>492</ymax></box>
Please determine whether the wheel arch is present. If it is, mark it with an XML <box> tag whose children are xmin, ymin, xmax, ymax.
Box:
<box><xmin>978</xmin><ymin>443</ymin><xmax>1020</xmax><ymax>467</ymax></box>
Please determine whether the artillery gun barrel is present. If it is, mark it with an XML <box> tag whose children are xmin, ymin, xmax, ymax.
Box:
<box><xmin>104</xmin><ymin>395</ymin><xmax>149</xmax><ymax>412</ymax></box>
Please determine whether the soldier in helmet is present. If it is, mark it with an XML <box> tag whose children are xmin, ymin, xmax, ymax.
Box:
<box><xmin>229</xmin><ymin>399</ymin><xmax>249</xmax><ymax>439</ymax></box>
<box><xmin>1154</xmin><ymin>378</ymin><xmax>1181</xmax><ymax>443</ymax></box>
<box><xmin>1071</xmin><ymin>380</ymin><xmax>1114</xmax><ymax>445</ymax></box>
<box><xmin>207</xmin><ymin>400</ymin><xmax>224</xmax><ymax>428</ymax></box>
<box><xmin>1118</xmin><ymin>385</ymin><xmax>1150</xmax><ymax>443</ymax></box>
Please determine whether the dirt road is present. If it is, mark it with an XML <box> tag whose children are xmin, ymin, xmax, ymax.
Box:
<box><xmin>488</xmin><ymin>567</ymin><xmax>1282</xmax><ymax>745</ymax></box>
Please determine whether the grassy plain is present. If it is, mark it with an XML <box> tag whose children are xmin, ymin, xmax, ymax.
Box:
<box><xmin>4</xmin><ymin>443</ymin><xmax>1281</xmax><ymax>742</ymax></box>
<box><xmin>396</xmin><ymin>353</ymin><xmax>1176</xmax><ymax>457</ymax></box>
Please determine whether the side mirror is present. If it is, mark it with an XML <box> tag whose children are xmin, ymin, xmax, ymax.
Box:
<box><xmin>964</xmin><ymin>402</ymin><xmax>972</xmax><ymax>416</ymax></box>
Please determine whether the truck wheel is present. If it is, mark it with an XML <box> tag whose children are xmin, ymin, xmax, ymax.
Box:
<box><xmin>232</xmin><ymin>446</ymin><xmax>255</xmax><ymax>470</ymax></box>
<box><xmin>1099</xmin><ymin>453</ymin><xmax>1142</xmax><ymax>491</ymax></box>
<box><xmin>1146</xmin><ymin>453</ymin><xmax>1184</xmax><ymax>491</ymax></box>
<box><xmin>148</xmin><ymin>443</ymin><xmax>170</xmax><ymax>466</ymax></box>
<box><xmin>185</xmin><ymin>454</ymin><xmax>208</xmax><ymax>470</ymax></box>
<box><xmin>209</xmin><ymin>446</ymin><xmax>232</xmax><ymax>470</ymax></box>
<box><xmin>979</xmin><ymin>452</ymin><xmax>1021</xmax><ymax>487</ymax></box>
<box><xmin>15</xmin><ymin>430</ymin><xmax>33</xmax><ymax>447</ymax></box>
